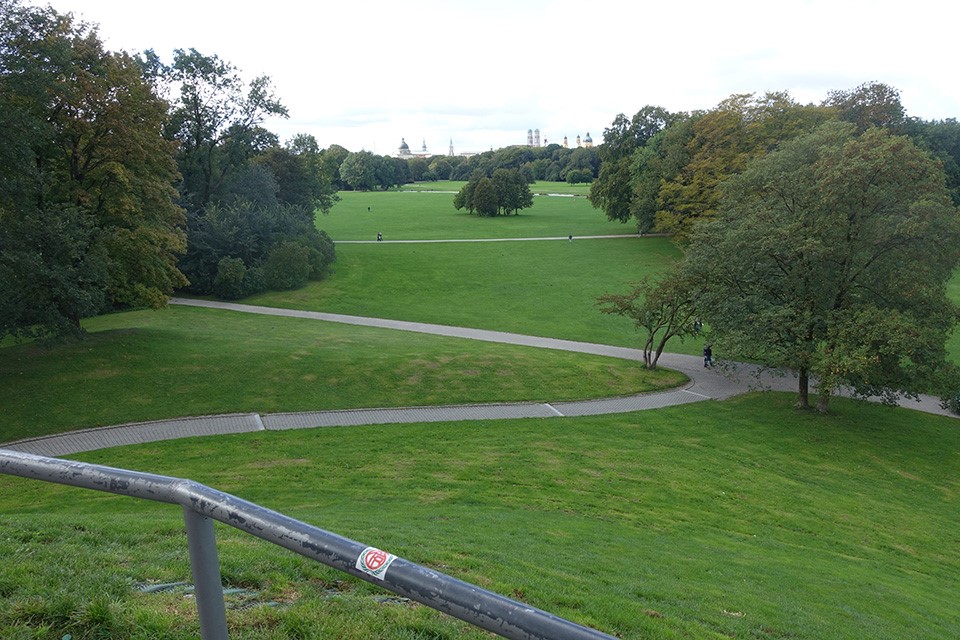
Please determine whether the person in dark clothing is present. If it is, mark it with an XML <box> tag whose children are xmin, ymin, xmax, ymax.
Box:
<box><xmin>703</xmin><ymin>344</ymin><xmax>713</xmax><ymax>368</ymax></box>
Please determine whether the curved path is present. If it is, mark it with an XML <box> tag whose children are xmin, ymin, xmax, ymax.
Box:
<box><xmin>336</xmin><ymin>234</ymin><xmax>656</xmax><ymax>244</ymax></box>
<box><xmin>4</xmin><ymin>298</ymin><xmax>954</xmax><ymax>457</ymax></box>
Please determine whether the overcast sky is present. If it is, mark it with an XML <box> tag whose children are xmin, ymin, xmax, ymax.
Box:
<box><xmin>29</xmin><ymin>0</ymin><xmax>960</xmax><ymax>154</ymax></box>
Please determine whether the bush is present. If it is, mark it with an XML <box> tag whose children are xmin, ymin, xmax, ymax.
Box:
<box><xmin>566</xmin><ymin>168</ymin><xmax>594</xmax><ymax>184</ymax></box>
<box><xmin>213</xmin><ymin>257</ymin><xmax>247</xmax><ymax>300</ymax></box>
<box><xmin>943</xmin><ymin>393</ymin><xmax>960</xmax><ymax>416</ymax></box>
<box><xmin>264</xmin><ymin>241</ymin><xmax>311</xmax><ymax>290</ymax></box>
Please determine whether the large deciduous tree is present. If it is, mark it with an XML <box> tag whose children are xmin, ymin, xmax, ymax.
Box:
<box><xmin>589</xmin><ymin>106</ymin><xmax>679</xmax><ymax>226</ymax></box>
<box><xmin>656</xmin><ymin>92</ymin><xmax>831</xmax><ymax>239</ymax></box>
<box><xmin>453</xmin><ymin>169</ymin><xmax>533</xmax><ymax>217</ymax></box>
<box><xmin>0</xmin><ymin>0</ymin><xmax>187</xmax><ymax>340</ymax></box>
<box><xmin>684</xmin><ymin>122</ymin><xmax>960</xmax><ymax>411</ymax></box>
<box><xmin>157</xmin><ymin>47</ymin><xmax>288</xmax><ymax>211</ymax></box>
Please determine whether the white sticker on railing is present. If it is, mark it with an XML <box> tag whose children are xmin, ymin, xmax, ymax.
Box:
<box><xmin>356</xmin><ymin>547</ymin><xmax>397</xmax><ymax>580</ymax></box>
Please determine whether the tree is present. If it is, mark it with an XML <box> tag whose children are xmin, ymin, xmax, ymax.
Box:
<box><xmin>629</xmin><ymin>117</ymin><xmax>697</xmax><ymax>232</ymax></box>
<box><xmin>589</xmin><ymin>106</ymin><xmax>680</xmax><ymax>223</ymax></box>
<box><xmin>320</xmin><ymin>144</ymin><xmax>350</xmax><ymax>190</ymax></box>
<box><xmin>338</xmin><ymin>151</ymin><xmax>378</xmax><ymax>190</ymax></box>
<box><xmin>683</xmin><ymin>122</ymin><xmax>960</xmax><ymax>412</ymax></box>
<box><xmin>657</xmin><ymin>92</ymin><xmax>831</xmax><ymax>239</ymax></box>
<box><xmin>454</xmin><ymin>170</ymin><xmax>533</xmax><ymax>216</ymax></box>
<box><xmin>178</xmin><ymin>200</ymin><xmax>335</xmax><ymax>297</ymax></box>
<box><xmin>491</xmin><ymin>169</ymin><xmax>533</xmax><ymax>215</ymax></box>
<box><xmin>824</xmin><ymin>81</ymin><xmax>905</xmax><ymax>133</ymax></box>
<box><xmin>453</xmin><ymin>179</ymin><xmax>476</xmax><ymax>214</ymax></box>
<box><xmin>255</xmin><ymin>143</ymin><xmax>338</xmax><ymax>212</ymax></box>
<box><xmin>598</xmin><ymin>268</ymin><xmax>700</xmax><ymax>369</ymax></box>
<box><xmin>472</xmin><ymin>177</ymin><xmax>498</xmax><ymax>217</ymax></box>
<box><xmin>158</xmin><ymin>48</ymin><xmax>287</xmax><ymax>211</ymax></box>
<box><xmin>0</xmin><ymin>1</ymin><xmax>187</xmax><ymax>340</ymax></box>
<box><xmin>905</xmin><ymin>118</ymin><xmax>960</xmax><ymax>205</ymax></box>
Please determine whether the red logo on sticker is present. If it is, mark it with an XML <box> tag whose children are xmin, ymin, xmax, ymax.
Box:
<box><xmin>364</xmin><ymin>549</ymin><xmax>388</xmax><ymax>571</ymax></box>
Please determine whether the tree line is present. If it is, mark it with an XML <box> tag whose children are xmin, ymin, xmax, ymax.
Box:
<box><xmin>594</xmin><ymin>84</ymin><xmax>960</xmax><ymax>413</ymax></box>
<box><xmin>329</xmin><ymin>141</ymin><xmax>601</xmax><ymax>192</ymax></box>
<box><xmin>0</xmin><ymin>0</ymin><xmax>340</xmax><ymax>340</ymax></box>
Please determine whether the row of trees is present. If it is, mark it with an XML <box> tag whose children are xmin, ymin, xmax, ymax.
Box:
<box><xmin>145</xmin><ymin>47</ymin><xmax>339</xmax><ymax>300</ymax></box>
<box><xmin>590</xmin><ymin>86</ymin><xmax>960</xmax><ymax>237</ymax></box>
<box><xmin>0</xmin><ymin>0</ymin><xmax>341</xmax><ymax>340</ymax></box>
<box><xmin>596</xmin><ymin>86</ymin><xmax>960</xmax><ymax>412</ymax></box>
<box><xmin>0</xmin><ymin>0</ymin><xmax>189</xmax><ymax>339</ymax></box>
<box><xmin>452</xmin><ymin>169</ymin><xmax>534</xmax><ymax>217</ymax></box>
<box><xmin>327</xmin><ymin>140</ymin><xmax>603</xmax><ymax>192</ymax></box>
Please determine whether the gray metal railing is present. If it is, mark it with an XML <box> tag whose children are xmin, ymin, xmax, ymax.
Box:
<box><xmin>0</xmin><ymin>449</ymin><xmax>616</xmax><ymax>640</ymax></box>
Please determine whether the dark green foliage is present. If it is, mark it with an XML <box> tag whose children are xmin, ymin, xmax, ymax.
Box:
<box><xmin>905</xmin><ymin>117</ymin><xmax>960</xmax><ymax>205</ymax></box>
<box><xmin>683</xmin><ymin>122</ymin><xmax>960</xmax><ymax>411</ymax></box>
<box><xmin>588</xmin><ymin>105</ymin><xmax>684</xmax><ymax>227</ymax></box>
<box><xmin>0</xmin><ymin>0</ymin><xmax>187</xmax><ymax>340</ymax></box>
<box><xmin>158</xmin><ymin>48</ymin><xmax>287</xmax><ymax>212</ymax></box>
<box><xmin>213</xmin><ymin>257</ymin><xmax>247</xmax><ymax>299</ymax></box>
<box><xmin>565</xmin><ymin>168</ymin><xmax>594</xmax><ymax>184</ymax></box>
<box><xmin>264</xmin><ymin>241</ymin><xmax>311</xmax><ymax>290</ymax></box>
<box><xmin>453</xmin><ymin>169</ymin><xmax>533</xmax><ymax>217</ymax></box>
<box><xmin>179</xmin><ymin>201</ymin><xmax>335</xmax><ymax>297</ymax></box>
<box><xmin>471</xmin><ymin>177</ymin><xmax>498</xmax><ymax>217</ymax></box>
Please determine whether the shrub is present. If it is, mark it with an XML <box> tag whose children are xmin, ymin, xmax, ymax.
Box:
<box><xmin>264</xmin><ymin>241</ymin><xmax>311</xmax><ymax>290</ymax></box>
<box><xmin>213</xmin><ymin>257</ymin><xmax>247</xmax><ymax>300</ymax></box>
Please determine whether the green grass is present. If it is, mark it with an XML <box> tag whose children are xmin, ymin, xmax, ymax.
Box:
<box><xmin>2</xmin><ymin>394</ymin><xmax>958</xmax><ymax>639</ymax></box>
<box><xmin>948</xmin><ymin>270</ymin><xmax>960</xmax><ymax>365</ymax></box>
<box><xmin>318</xmin><ymin>189</ymin><xmax>633</xmax><ymax>240</ymax></box>
<box><xmin>247</xmin><ymin>238</ymin><xmax>698</xmax><ymax>354</ymax></box>
<box><xmin>0</xmin><ymin>305</ymin><xmax>684</xmax><ymax>443</ymax></box>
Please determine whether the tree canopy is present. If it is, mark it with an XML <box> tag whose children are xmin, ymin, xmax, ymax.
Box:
<box><xmin>683</xmin><ymin>122</ymin><xmax>960</xmax><ymax>411</ymax></box>
<box><xmin>453</xmin><ymin>169</ymin><xmax>533</xmax><ymax>217</ymax></box>
<box><xmin>0</xmin><ymin>0</ymin><xmax>187</xmax><ymax>340</ymax></box>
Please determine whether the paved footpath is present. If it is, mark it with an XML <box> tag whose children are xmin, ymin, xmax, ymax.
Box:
<box><xmin>4</xmin><ymin>299</ymin><xmax>954</xmax><ymax>456</ymax></box>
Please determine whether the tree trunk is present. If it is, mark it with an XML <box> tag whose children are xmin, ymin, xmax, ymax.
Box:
<box><xmin>796</xmin><ymin>368</ymin><xmax>810</xmax><ymax>409</ymax></box>
<box><xmin>816</xmin><ymin>390</ymin><xmax>831</xmax><ymax>414</ymax></box>
<box><xmin>643</xmin><ymin>334</ymin><xmax>656</xmax><ymax>369</ymax></box>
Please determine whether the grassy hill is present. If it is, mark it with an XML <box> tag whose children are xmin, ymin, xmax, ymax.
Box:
<box><xmin>1</xmin><ymin>184</ymin><xmax>958</xmax><ymax>639</ymax></box>
<box><xmin>1</xmin><ymin>394</ymin><xmax>957</xmax><ymax>639</ymax></box>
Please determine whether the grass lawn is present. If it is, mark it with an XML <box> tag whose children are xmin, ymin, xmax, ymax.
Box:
<box><xmin>1</xmin><ymin>394</ymin><xmax>958</xmax><ymax>639</ymax></box>
<box><xmin>0</xmin><ymin>305</ymin><xmax>684</xmax><ymax>443</ymax></box>
<box><xmin>318</xmin><ymin>189</ymin><xmax>633</xmax><ymax>241</ymax></box>
<box><xmin>246</xmin><ymin>237</ymin><xmax>700</xmax><ymax>355</ymax></box>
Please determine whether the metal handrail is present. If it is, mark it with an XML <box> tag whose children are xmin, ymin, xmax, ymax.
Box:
<box><xmin>0</xmin><ymin>449</ymin><xmax>616</xmax><ymax>640</ymax></box>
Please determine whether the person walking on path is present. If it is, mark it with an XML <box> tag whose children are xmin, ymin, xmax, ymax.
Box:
<box><xmin>703</xmin><ymin>344</ymin><xmax>713</xmax><ymax>368</ymax></box>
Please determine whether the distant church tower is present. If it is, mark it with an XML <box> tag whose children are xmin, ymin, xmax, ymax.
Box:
<box><xmin>448</xmin><ymin>138</ymin><xmax>454</xmax><ymax>156</ymax></box>
<box><xmin>584</xmin><ymin>132</ymin><xmax>593</xmax><ymax>148</ymax></box>
<box><xmin>576</xmin><ymin>134</ymin><xmax>581</xmax><ymax>148</ymax></box>
<box><xmin>563</xmin><ymin>136</ymin><xmax>569</xmax><ymax>149</ymax></box>
<box><xmin>421</xmin><ymin>139</ymin><xmax>428</xmax><ymax>154</ymax></box>
<box><xmin>534</xmin><ymin>129</ymin><xmax>541</xmax><ymax>147</ymax></box>
<box><xmin>527</xmin><ymin>129</ymin><xmax>534</xmax><ymax>146</ymax></box>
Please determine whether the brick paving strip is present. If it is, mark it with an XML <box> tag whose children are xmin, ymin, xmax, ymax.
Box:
<box><xmin>4</xmin><ymin>298</ymin><xmax>954</xmax><ymax>456</ymax></box>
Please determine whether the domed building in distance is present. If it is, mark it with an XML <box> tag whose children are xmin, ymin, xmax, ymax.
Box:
<box><xmin>396</xmin><ymin>138</ymin><xmax>432</xmax><ymax>158</ymax></box>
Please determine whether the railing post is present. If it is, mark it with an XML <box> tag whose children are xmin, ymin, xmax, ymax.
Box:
<box><xmin>183</xmin><ymin>506</ymin><xmax>229</xmax><ymax>640</ymax></box>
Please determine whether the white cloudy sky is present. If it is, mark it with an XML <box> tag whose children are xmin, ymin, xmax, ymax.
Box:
<box><xmin>29</xmin><ymin>0</ymin><xmax>960</xmax><ymax>154</ymax></box>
